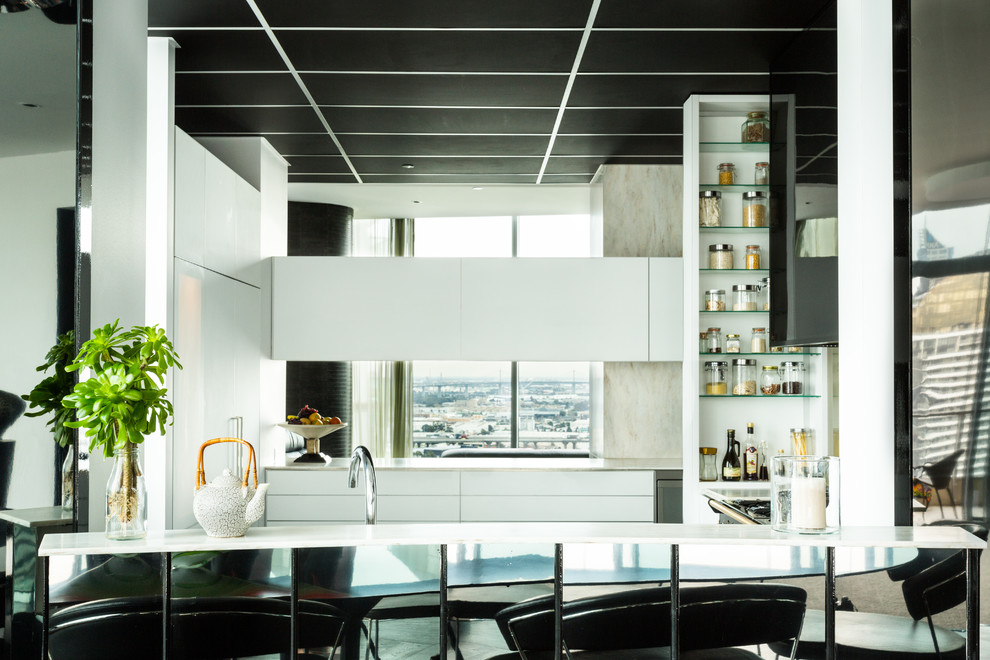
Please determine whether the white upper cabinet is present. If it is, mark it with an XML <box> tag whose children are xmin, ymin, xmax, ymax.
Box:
<box><xmin>233</xmin><ymin>177</ymin><xmax>261</xmax><ymax>287</ymax></box>
<box><xmin>649</xmin><ymin>258</ymin><xmax>684</xmax><ymax>361</ymax></box>
<box><xmin>460</xmin><ymin>258</ymin><xmax>650</xmax><ymax>361</ymax></box>
<box><xmin>173</xmin><ymin>129</ymin><xmax>205</xmax><ymax>265</ymax></box>
<box><xmin>271</xmin><ymin>257</ymin><xmax>463</xmax><ymax>361</ymax></box>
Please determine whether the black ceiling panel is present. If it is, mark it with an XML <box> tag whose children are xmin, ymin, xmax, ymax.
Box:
<box><xmin>288</xmin><ymin>174</ymin><xmax>360</xmax><ymax>183</ymax></box>
<box><xmin>594</xmin><ymin>0</ymin><xmax>833</xmax><ymax>29</ymax></box>
<box><xmin>551</xmin><ymin>135</ymin><xmax>681</xmax><ymax>157</ymax></box>
<box><xmin>336</xmin><ymin>135</ymin><xmax>550</xmax><ymax>157</ymax></box>
<box><xmin>350</xmin><ymin>156</ymin><xmax>543</xmax><ymax>175</ymax></box>
<box><xmin>278</xmin><ymin>31</ymin><xmax>582</xmax><ymax>73</ymax></box>
<box><xmin>322</xmin><ymin>107</ymin><xmax>557</xmax><ymax>135</ymax></box>
<box><xmin>557</xmin><ymin>109</ymin><xmax>682</xmax><ymax>135</ymax></box>
<box><xmin>284</xmin><ymin>156</ymin><xmax>355</xmax><ymax>174</ymax></box>
<box><xmin>175</xmin><ymin>73</ymin><xmax>308</xmax><ymax>106</ymax></box>
<box><xmin>568</xmin><ymin>74</ymin><xmax>768</xmax><ymax>108</ymax></box>
<box><xmin>302</xmin><ymin>73</ymin><xmax>567</xmax><ymax>108</ymax></box>
<box><xmin>148</xmin><ymin>0</ymin><xmax>260</xmax><ymax>28</ymax></box>
<box><xmin>154</xmin><ymin>30</ymin><xmax>285</xmax><ymax>72</ymax></box>
<box><xmin>177</xmin><ymin>106</ymin><xmax>325</xmax><ymax>134</ymax></box>
<box><xmin>543</xmin><ymin>157</ymin><xmax>608</xmax><ymax>175</ymax></box>
<box><xmin>580</xmin><ymin>31</ymin><xmax>799</xmax><ymax>74</ymax></box>
<box><xmin>358</xmin><ymin>173</ymin><xmax>538</xmax><ymax>184</ymax></box>
<box><xmin>247</xmin><ymin>134</ymin><xmax>343</xmax><ymax>156</ymax></box>
<box><xmin>540</xmin><ymin>174</ymin><xmax>595</xmax><ymax>183</ymax></box>
<box><xmin>256</xmin><ymin>0</ymin><xmax>594</xmax><ymax>29</ymax></box>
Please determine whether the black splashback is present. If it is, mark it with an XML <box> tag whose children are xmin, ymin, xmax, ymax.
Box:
<box><xmin>285</xmin><ymin>202</ymin><xmax>353</xmax><ymax>457</ymax></box>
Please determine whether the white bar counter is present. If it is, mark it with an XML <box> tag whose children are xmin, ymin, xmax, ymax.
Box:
<box><xmin>38</xmin><ymin>522</ymin><xmax>985</xmax><ymax>557</ymax></box>
<box><xmin>268</xmin><ymin>457</ymin><xmax>682</xmax><ymax>471</ymax></box>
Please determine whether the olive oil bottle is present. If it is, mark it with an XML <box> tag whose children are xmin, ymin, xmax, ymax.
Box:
<box><xmin>721</xmin><ymin>429</ymin><xmax>741</xmax><ymax>481</ymax></box>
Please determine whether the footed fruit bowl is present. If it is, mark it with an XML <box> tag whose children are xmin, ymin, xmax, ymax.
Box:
<box><xmin>277</xmin><ymin>423</ymin><xmax>347</xmax><ymax>465</ymax></box>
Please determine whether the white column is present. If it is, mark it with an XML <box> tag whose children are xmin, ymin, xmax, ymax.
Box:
<box><xmin>89</xmin><ymin>0</ymin><xmax>149</xmax><ymax>531</ymax></box>
<box><xmin>837</xmin><ymin>0</ymin><xmax>894</xmax><ymax>525</ymax></box>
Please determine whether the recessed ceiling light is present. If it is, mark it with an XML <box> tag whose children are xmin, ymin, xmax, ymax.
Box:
<box><xmin>401</xmin><ymin>163</ymin><xmax>415</xmax><ymax>169</ymax></box>
<box><xmin>19</xmin><ymin>102</ymin><xmax>41</xmax><ymax>108</ymax></box>
<box><xmin>472</xmin><ymin>187</ymin><xmax>484</xmax><ymax>191</ymax></box>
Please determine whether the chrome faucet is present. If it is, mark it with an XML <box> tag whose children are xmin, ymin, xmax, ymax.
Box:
<box><xmin>348</xmin><ymin>445</ymin><xmax>377</xmax><ymax>525</ymax></box>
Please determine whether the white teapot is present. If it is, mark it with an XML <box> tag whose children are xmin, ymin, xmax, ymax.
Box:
<box><xmin>193</xmin><ymin>437</ymin><xmax>269</xmax><ymax>538</ymax></box>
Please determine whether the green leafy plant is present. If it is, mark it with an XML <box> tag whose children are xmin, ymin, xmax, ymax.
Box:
<box><xmin>63</xmin><ymin>320</ymin><xmax>183</xmax><ymax>458</ymax></box>
<box><xmin>22</xmin><ymin>330</ymin><xmax>76</xmax><ymax>448</ymax></box>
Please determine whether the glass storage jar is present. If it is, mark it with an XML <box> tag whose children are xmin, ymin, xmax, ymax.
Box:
<box><xmin>780</xmin><ymin>361</ymin><xmax>806</xmax><ymax>395</ymax></box>
<box><xmin>754</xmin><ymin>161</ymin><xmax>769</xmax><ymax>185</ymax></box>
<box><xmin>741</xmin><ymin>111</ymin><xmax>770</xmax><ymax>143</ymax></box>
<box><xmin>699</xmin><ymin>190</ymin><xmax>722</xmax><ymax>227</ymax></box>
<box><xmin>709</xmin><ymin>244</ymin><xmax>734</xmax><ymax>269</ymax></box>
<box><xmin>761</xmin><ymin>365</ymin><xmax>780</xmax><ymax>395</ymax></box>
<box><xmin>725</xmin><ymin>334</ymin><xmax>741</xmax><ymax>353</ymax></box>
<box><xmin>742</xmin><ymin>191</ymin><xmax>768</xmax><ymax>227</ymax></box>
<box><xmin>700</xmin><ymin>447</ymin><xmax>719</xmax><ymax>481</ymax></box>
<box><xmin>706</xmin><ymin>327</ymin><xmax>723</xmax><ymax>354</ymax></box>
<box><xmin>705</xmin><ymin>289</ymin><xmax>726</xmax><ymax>311</ymax></box>
<box><xmin>732</xmin><ymin>358</ymin><xmax>757</xmax><ymax>396</ymax></box>
<box><xmin>751</xmin><ymin>327</ymin><xmax>767</xmax><ymax>353</ymax></box>
<box><xmin>704</xmin><ymin>360</ymin><xmax>728</xmax><ymax>395</ymax></box>
<box><xmin>745</xmin><ymin>244</ymin><xmax>761</xmax><ymax>269</ymax></box>
<box><xmin>759</xmin><ymin>276</ymin><xmax>770</xmax><ymax>310</ymax></box>
<box><xmin>718</xmin><ymin>162</ymin><xmax>735</xmax><ymax>185</ymax></box>
<box><xmin>732</xmin><ymin>284</ymin><xmax>759</xmax><ymax>311</ymax></box>
<box><xmin>699</xmin><ymin>332</ymin><xmax>708</xmax><ymax>354</ymax></box>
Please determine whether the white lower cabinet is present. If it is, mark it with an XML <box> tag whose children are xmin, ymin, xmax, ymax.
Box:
<box><xmin>264</xmin><ymin>468</ymin><xmax>656</xmax><ymax>524</ymax></box>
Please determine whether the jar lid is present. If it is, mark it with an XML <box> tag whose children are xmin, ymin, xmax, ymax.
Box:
<box><xmin>732</xmin><ymin>358</ymin><xmax>757</xmax><ymax>366</ymax></box>
<box><xmin>762</xmin><ymin>365</ymin><xmax>778</xmax><ymax>371</ymax></box>
<box><xmin>743</xmin><ymin>191</ymin><xmax>767</xmax><ymax>199</ymax></box>
<box><xmin>732</xmin><ymin>284</ymin><xmax>759</xmax><ymax>292</ymax></box>
<box><xmin>746</xmin><ymin>244</ymin><xmax>760</xmax><ymax>249</ymax></box>
<box><xmin>726</xmin><ymin>334</ymin><xmax>740</xmax><ymax>339</ymax></box>
<box><xmin>704</xmin><ymin>361</ymin><xmax>728</xmax><ymax>368</ymax></box>
<box><xmin>709</xmin><ymin>243</ymin><xmax>733</xmax><ymax>251</ymax></box>
<box><xmin>755</xmin><ymin>161</ymin><xmax>769</xmax><ymax>167</ymax></box>
<box><xmin>700</xmin><ymin>332</ymin><xmax>708</xmax><ymax>338</ymax></box>
<box><xmin>780</xmin><ymin>361</ymin><xmax>805</xmax><ymax>367</ymax></box>
<box><xmin>699</xmin><ymin>190</ymin><xmax>721</xmax><ymax>198</ymax></box>
<box><xmin>705</xmin><ymin>289</ymin><xmax>725</xmax><ymax>295</ymax></box>
<box><xmin>790</xmin><ymin>428</ymin><xmax>807</xmax><ymax>433</ymax></box>
<box><xmin>700</xmin><ymin>447</ymin><xmax>718</xmax><ymax>455</ymax></box>
<box><xmin>747</xmin><ymin>111</ymin><xmax>767</xmax><ymax>119</ymax></box>
<box><xmin>718</xmin><ymin>162</ymin><xmax>735</xmax><ymax>168</ymax></box>
<box><xmin>752</xmin><ymin>327</ymin><xmax>766</xmax><ymax>332</ymax></box>
<box><xmin>707</xmin><ymin>327</ymin><xmax>721</xmax><ymax>332</ymax></box>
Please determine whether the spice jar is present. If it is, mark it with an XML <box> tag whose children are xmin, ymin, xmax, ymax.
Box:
<box><xmin>742</xmin><ymin>191</ymin><xmax>768</xmax><ymax>227</ymax></box>
<box><xmin>704</xmin><ymin>360</ymin><xmax>728</xmax><ymax>395</ymax></box>
<box><xmin>761</xmin><ymin>365</ymin><xmax>780</xmax><ymax>395</ymax></box>
<box><xmin>700</xmin><ymin>447</ymin><xmax>719</xmax><ymax>481</ymax></box>
<box><xmin>732</xmin><ymin>358</ymin><xmax>757</xmax><ymax>396</ymax></box>
<box><xmin>741</xmin><ymin>111</ymin><xmax>770</xmax><ymax>143</ymax></box>
<box><xmin>732</xmin><ymin>284</ymin><xmax>759</xmax><ymax>311</ymax></box>
<box><xmin>754</xmin><ymin>162</ymin><xmax>769</xmax><ymax>185</ymax></box>
<box><xmin>780</xmin><ymin>361</ymin><xmax>806</xmax><ymax>395</ymax></box>
<box><xmin>718</xmin><ymin>163</ymin><xmax>735</xmax><ymax>185</ymax></box>
<box><xmin>705</xmin><ymin>289</ymin><xmax>726</xmax><ymax>311</ymax></box>
<box><xmin>759</xmin><ymin>276</ymin><xmax>770</xmax><ymax>310</ymax></box>
<box><xmin>706</xmin><ymin>327</ymin><xmax>723</xmax><ymax>354</ymax></box>
<box><xmin>751</xmin><ymin>327</ymin><xmax>767</xmax><ymax>353</ymax></box>
<box><xmin>790</xmin><ymin>428</ymin><xmax>812</xmax><ymax>456</ymax></box>
<box><xmin>726</xmin><ymin>334</ymin><xmax>741</xmax><ymax>353</ymax></box>
<box><xmin>699</xmin><ymin>190</ymin><xmax>722</xmax><ymax>227</ymax></box>
<box><xmin>745</xmin><ymin>244</ymin><xmax>761</xmax><ymax>270</ymax></box>
<box><xmin>709</xmin><ymin>244</ymin><xmax>734</xmax><ymax>269</ymax></box>
<box><xmin>699</xmin><ymin>332</ymin><xmax>708</xmax><ymax>354</ymax></box>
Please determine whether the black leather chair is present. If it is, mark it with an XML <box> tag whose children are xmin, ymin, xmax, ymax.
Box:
<box><xmin>490</xmin><ymin>582</ymin><xmax>807</xmax><ymax>659</ymax></box>
<box><xmin>915</xmin><ymin>450</ymin><xmax>964</xmax><ymax>517</ymax></box>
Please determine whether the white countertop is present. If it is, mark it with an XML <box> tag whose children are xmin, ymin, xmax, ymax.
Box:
<box><xmin>0</xmin><ymin>506</ymin><xmax>73</xmax><ymax>528</ymax></box>
<box><xmin>267</xmin><ymin>458</ymin><xmax>682</xmax><ymax>471</ymax></box>
<box><xmin>38</xmin><ymin>522</ymin><xmax>985</xmax><ymax>557</ymax></box>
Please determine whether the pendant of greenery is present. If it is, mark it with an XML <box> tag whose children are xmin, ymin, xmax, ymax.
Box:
<box><xmin>63</xmin><ymin>320</ymin><xmax>182</xmax><ymax>458</ymax></box>
<box><xmin>22</xmin><ymin>330</ymin><xmax>76</xmax><ymax>448</ymax></box>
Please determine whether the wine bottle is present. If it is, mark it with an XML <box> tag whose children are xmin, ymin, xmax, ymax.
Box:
<box><xmin>722</xmin><ymin>429</ymin><xmax>741</xmax><ymax>481</ymax></box>
<box><xmin>744</xmin><ymin>422</ymin><xmax>758</xmax><ymax>481</ymax></box>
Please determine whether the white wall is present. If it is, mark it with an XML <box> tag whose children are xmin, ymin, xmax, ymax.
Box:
<box><xmin>0</xmin><ymin>150</ymin><xmax>74</xmax><ymax>509</ymax></box>
<box><xmin>837</xmin><ymin>0</ymin><xmax>894</xmax><ymax>525</ymax></box>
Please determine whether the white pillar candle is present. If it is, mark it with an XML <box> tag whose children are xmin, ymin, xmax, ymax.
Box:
<box><xmin>791</xmin><ymin>477</ymin><xmax>827</xmax><ymax>530</ymax></box>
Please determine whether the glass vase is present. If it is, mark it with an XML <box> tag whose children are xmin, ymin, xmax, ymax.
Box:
<box><xmin>61</xmin><ymin>444</ymin><xmax>74</xmax><ymax>512</ymax></box>
<box><xmin>106</xmin><ymin>443</ymin><xmax>147</xmax><ymax>540</ymax></box>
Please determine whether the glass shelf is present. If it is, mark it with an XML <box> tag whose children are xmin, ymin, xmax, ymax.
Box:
<box><xmin>699</xmin><ymin>226</ymin><xmax>769</xmax><ymax>232</ymax></box>
<box><xmin>699</xmin><ymin>185</ymin><xmax>769</xmax><ymax>192</ymax></box>
<box><xmin>698</xmin><ymin>352</ymin><xmax>821</xmax><ymax>357</ymax></box>
<box><xmin>699</xmin><ymin>141</ymin><xmax>769</xmax><ymax>153</ymax></box>
<box><xmin>699</xmin><ymin>269</ymin><xmax>769</xmax><ymax>273</ymax></box>
<box><xmin>700</xmin><ymin>394</ymin><xmax>821</xmax><ymax>399</ymax></box>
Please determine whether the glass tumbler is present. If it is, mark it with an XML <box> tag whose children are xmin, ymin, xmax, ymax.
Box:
<box><xmin>771</xmin><ymin>456</ymin><xmax>840</xmax><ymax>534</ymax></box>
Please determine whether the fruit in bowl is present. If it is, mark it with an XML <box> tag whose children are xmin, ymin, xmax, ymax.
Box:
<box><xmin>286</xmin><ymin>406</ymin><xmax>343</xmax><ymax>426</ymax></box>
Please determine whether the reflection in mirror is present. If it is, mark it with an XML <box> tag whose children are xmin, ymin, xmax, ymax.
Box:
<box><xmin>0</xmin><ymin>4</ymin><xmax>77</xmax><ymax>516</ymax></box>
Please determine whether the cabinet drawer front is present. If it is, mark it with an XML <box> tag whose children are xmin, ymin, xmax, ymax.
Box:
<box><xmin>265</xmin><ymin>469</ymin><xmax>357</xmax><ymax>496</ymax></box>
<box><xmin>461</xmin><ymin>496</ymin><xmax>654</xmax><ymax>522</ymax></box>
<box><xmin>459</xmin><ymin>471</ymin><xmax>653</xmax><ymax>496</ymax></box>
<box><xmin>378</xmin><ymin>471</ymin><xmax>460</xmax><ymax>496</ymax></box>
<box><xmin>378</xmin><ymin>496</ymin><xmax>459</xmax><ymax>522</ymax></box>
<box><xmin>266</xmin><ymin>495</ymin><xmax>365</xmax><ymax>522</ymax></box>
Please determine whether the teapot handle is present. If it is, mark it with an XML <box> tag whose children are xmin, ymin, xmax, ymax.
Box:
<box><xmin>195</xmin><ymin>437</ymin><xmax>258</xmax><ymax>491</ymax></box>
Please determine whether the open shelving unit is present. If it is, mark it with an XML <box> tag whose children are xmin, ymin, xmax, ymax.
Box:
<box><xmin>681</xmin><ymin>95</ymin><xmax>834</xmax><ymax>524</ymax></box>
